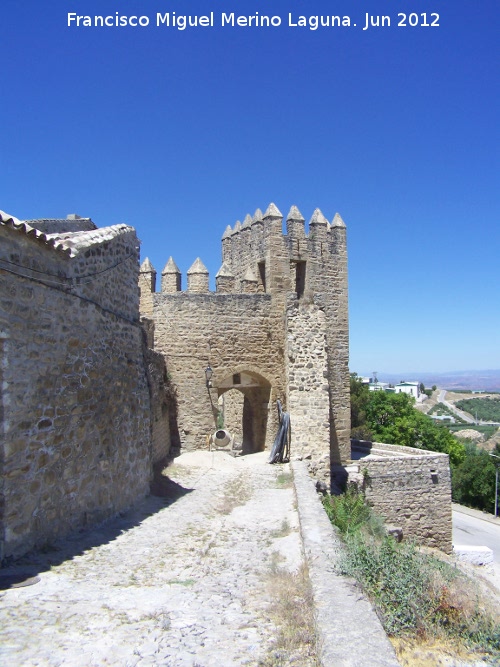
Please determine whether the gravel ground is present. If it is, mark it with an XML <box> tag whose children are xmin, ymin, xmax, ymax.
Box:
<box><xmin>0</xmin><ymin>451</ymin><xmax>311</xmax><ymax>667</ymax></box>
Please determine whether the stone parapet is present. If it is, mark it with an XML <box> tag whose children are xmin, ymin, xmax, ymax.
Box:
<box><xmin>348</xmin><ymin>440</ymin><xmax>453</xmax><ymax>553</ymax></box>
<box><xmin>187</xmin><ymin>258</ymin><xmax>209</xmax><ymax>293</ymax></box>
<box><xmin>161</xmin><ymin>256</ymin><xmax>182</xmax><ymax>293</ymax></box>
<box><xmin>292</xmin><ymin>461</ymin><xmax>401</xmax><ymax>667</ymax></box>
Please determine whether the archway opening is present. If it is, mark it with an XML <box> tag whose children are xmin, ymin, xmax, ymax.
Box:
<box><xmin>217</xmin><ymin>371</ymin><xmax>271</xmax><ymax>454</ymax></box>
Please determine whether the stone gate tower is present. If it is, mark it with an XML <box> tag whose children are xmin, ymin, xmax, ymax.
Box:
<box><xmin>140</xmin><ymin>203</ymin><xmax>350</xmax><ymax>478</ymax></box>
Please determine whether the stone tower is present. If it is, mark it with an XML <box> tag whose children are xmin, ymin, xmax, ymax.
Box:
<box><xmin>140</xmin><ymin>202</ymin><xmax>350</xmax><ymax>480</ymax></box>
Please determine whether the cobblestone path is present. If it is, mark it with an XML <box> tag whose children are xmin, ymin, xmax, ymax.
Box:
<box><xmin>0</xmin><ymin>452</ymin><xmax>311</xmax><ymax>667</ymax></box>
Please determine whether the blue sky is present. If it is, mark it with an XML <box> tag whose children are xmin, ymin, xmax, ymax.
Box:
<box><xmin>1</xmin><ymin>0</ymin><xmax>498</xmax><ymax>374</ymax></box>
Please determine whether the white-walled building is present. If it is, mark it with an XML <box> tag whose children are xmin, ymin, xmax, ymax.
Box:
<box><xmin>395</xmin><ymin>381</ymin><xmax>420</xmax><ymax>399</ymax></box>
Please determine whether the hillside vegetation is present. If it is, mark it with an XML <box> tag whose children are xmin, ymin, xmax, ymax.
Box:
<box><xmin>350</xmin><ymin>375</ymin><xmax>465</xmax><ymax>465</ymax></box>
<box><xmin>455</xmin><ymin>397</ymin><xmax>500</xmax><ymax>422</ymax></box>
<box><xmin>350</xmin><ymin>375</ymin><xmax>500</xmax><ymax>513</ymax></box>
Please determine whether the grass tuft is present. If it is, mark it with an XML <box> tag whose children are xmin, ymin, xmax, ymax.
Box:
<box><xmin>270</xmin><ymin>519</ymin><xmax>292</xmax><ymax>539</ymax></box>
<box><xmin>276</xmin><ymin>472</ymin><xmax>293</xmax><ymax>488</ymax></box>
<box><xmin>216</xmin><ymin>474</ymin><xmax>252</xmax><ymax>515</ymax></box>
<box><xmin>259</xmin><ymin>563</ymin><xmax>319</xmax><ymax>666</ymax></box>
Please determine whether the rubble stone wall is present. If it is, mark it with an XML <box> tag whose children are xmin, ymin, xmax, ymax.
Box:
<box><xmin>286</xmin><ymin>301</ymin><xmax>330</xmax><ymax>468</ymax></box>
<box><xmin>144</xmin><ymin>347</ymin><xmax>173</xmax><ymax>465</ymax></box>
<box><xmin>0</xmin><ymin>224</ymin><xmax>153</xmax><ymax>561</ymax></box>
<box><xmin>221</xmin><ymin>389</ymin><xmax>244</xmax><ymax>445</ymax></box>
<box><xmin>350</xmin><ymin>440</ymin><xmax>453</xmax><ymax>553</ymax></box>
<box><xmin>66</xmin><ymin>227</ymin><xmax>141</xmax><ymax>321</ymax></box>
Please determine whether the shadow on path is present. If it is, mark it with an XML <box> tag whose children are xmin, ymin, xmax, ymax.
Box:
<box><xmin>0</xmin><ymin>476</ymin><xmax>193</xmax><ymax>590</ymax></box>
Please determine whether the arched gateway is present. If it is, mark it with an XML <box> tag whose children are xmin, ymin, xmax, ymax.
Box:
<box><xmin>217</xmin><ymin>370</ymin><xmax>272</xmax><ymax>454</ymax></box>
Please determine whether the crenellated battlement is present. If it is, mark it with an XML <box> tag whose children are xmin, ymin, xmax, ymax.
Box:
<box><xmin>218</xmin><ymin>202</ymin><xmax>347</xmax><ymax>297</ymax></box>
<box><xmin>140</xmin><ymin>202</ymin><xmax>347</xmax><ymax>300</ymax></box>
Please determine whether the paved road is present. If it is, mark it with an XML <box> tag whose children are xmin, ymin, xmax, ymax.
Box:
<box><xmin>438</xmin><ymin>390</ymin><xmax>475</xmax><ymax>423</ymax></box>
<box><xmin>453</xmin><ymin>505</ymin><xmax>500</xmax><ymax>564</ymax></box>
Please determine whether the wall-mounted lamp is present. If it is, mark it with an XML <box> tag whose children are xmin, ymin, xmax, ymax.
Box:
<box><xmin>205</xmin><ymin>365</ymin><xmax>213</xmax><ymax>388</ymax></box>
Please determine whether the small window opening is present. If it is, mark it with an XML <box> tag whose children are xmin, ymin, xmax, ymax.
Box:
<box><xmin>295</xmin><ymin>261</ymin><xmax>306</xmax><ymax>299</ymax></box>
<box><xmin>233</xmin><ymin>373</ymin><xmax>241</xmax><ymax>385</ymax></box>
<box><xmin>258</xmin><ymin>262</ymin><xmax>266</xmax><ymax>292</ymax></box>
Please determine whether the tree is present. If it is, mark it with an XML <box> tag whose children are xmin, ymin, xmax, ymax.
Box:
<box><xmin>350</xmin><ymin>373</ymin><xmax>373</xmax><ymax>440</ymax></box>
<box><xmin>364</xmin><ymin>391</ymin><xmax>465</xmax><ymax>465</ymax></box>
<box><xmin>452</xmin><ymin>444</ymin><xmax>497</xmax><ymax>512</ymax></box>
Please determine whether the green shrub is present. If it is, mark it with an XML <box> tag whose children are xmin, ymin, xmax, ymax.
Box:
<box><xmin>341</xmin><ymin>533</ymin><xmax>500</xmax><ymax>654</ymax></box>
<box><xmin>322</xmin><ymin>485</ymin><xmax>371</xmax><ymax>536</ymax></box>
<box><xmin>323</xmin><ymin>491</ymin><xmax>500</xmax><ymax>657</ymax></box>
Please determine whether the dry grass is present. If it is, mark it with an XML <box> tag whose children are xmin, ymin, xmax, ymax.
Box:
<box><xmin>259</xmin><ymin>563</ymin><xmax>319</xmax><ymax>667</ymax></box>
<box><xmin>216</xmin><ymin>474</ymin><xmax>252</xmax><ymax>515</ymax></box>
<box><xmin>390</xmin><ymin>637</ymin><xmax>478</xmax><ymax>667</ymax></box>
<box><xmin>275</xmin><ymin>471</ymin><xmax>293</xmax><ymax>488</ymax></box>
<box><xmin>270</xmin><ymin>519</ymin><xmax>292</xmax><ymax>539</ymax></box>
<box><xmin>391</xmin><ymin>636</ymin><xmax>495</xmax><ymax>666</ymax></box>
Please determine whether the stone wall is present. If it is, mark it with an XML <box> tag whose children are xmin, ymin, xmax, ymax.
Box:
<box><xmin>348</xmin><ymin>440</ymin><xmax>453</xmax><ymax>553</ymax></box>
<box><xmin>26</xmin><ymin>216</ymin><xmax>97</xmax><ymax>234</ymax></box>
<box><xmin>144</xmin><ymin>346</ymin><xmax>174</xmax><ymax>465</ymax></box>
<box><xmin>0</xmin><ymin>217</ymin><xmax>154</xmax><ymax>561</ymax></box>
<box><xmin>286</xmin><ymin>300</ymin><xmax>330</xmax><ymax>470</ymax></box>
<box><xmin>151</xmin><ymin>292</ymin><xmax>285</xmax><ymax>452</ymax></box>
<box><xmin>221</xmin><ymin>389</ymin><xmax>244</xmax><ymax>446</ymax></box>
<box><xmin>218</xmin><ymin>204</ymin><xmax>350</xmax><ymax>465</ymax></box>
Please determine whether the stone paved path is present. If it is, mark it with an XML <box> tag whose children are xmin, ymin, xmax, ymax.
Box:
<box><xmin>0</xmin><ymin>452</ymin><xmax>310</xmax><ymax>667</ymax></box>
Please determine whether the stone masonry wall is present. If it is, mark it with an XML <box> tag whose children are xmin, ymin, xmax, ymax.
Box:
<box><xmin>144</xmin><ymin>347</ymin><xmax>173</xmax><ymax>465</ymax></box>
<box><xmin>286</xmin><ymin>300</ymin><xmax>330</xmax><ymax>473</ymax></box>
<box><xmin>141</xmin><ymin>203</ymin><xmax>349</xmax><ymax>468</ymax></box>
<box><xmin>0</xmin><ymin>222</ymin><xmax>152</xmax><ymax>561</ymax></box>
<box><xmin>61</xmin><ymin>226</ymin><xmax>141</xmax><ymax>321</ymax></box>
<box><xmin>221</xmin><ymin>389</ymin><xmax>244</xmax><ymax>445</ymax></box>
<box><xmin>349</xmin><ymin>441</ymin><xmax>453</xmax><ymax>553</ymax></box>
<box><xmin>152</xmin><ymin>292</ymin><xmax>285</xmax><ymax>452</ymax></box>
<box><xmin>26</xmin><ymin>217</ymin><xmax>97</xmax><ymax>234</ymax></box>
<box><xmin>307</xmin><ymin>222</ymin><xmax>350</xmax><ymax>465</ymax></box>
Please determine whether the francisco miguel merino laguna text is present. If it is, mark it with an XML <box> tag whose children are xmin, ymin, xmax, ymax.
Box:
<box><xmin>67</xmin><ymin>11</ymin><xmax>441</xmax><ymax>30</ymax></box>
<box><xmin>67</xmin><ymin>12</ymin><xmax>355</xmax><ymax>30</ymax></box>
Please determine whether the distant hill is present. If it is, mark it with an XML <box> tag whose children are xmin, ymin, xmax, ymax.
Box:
<box><xmin>360</xmin><ymin>370</ymin><xmax>500</xmax><ymax>392</ymax></box>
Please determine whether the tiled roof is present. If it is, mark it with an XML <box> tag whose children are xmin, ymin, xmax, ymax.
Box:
<box><xmin>0</xmin><ymin>210</ymin><xmax>72</xmax><ymax>256</ymax></box>
<box><xmin>0</xmin><ymin>210</ymin><xmax>134</xmax><ymax>258</ymax></box>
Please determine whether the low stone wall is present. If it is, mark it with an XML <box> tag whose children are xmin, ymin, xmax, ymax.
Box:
<box><xmin>348</xmin><ymin>440</ymin><xmax>453</xmax><ymax>553</ymax></box>
<box><xmin>292</xmin><ymin>461</ymin><xmax>400</xmax><ymax>667</ymax></box>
